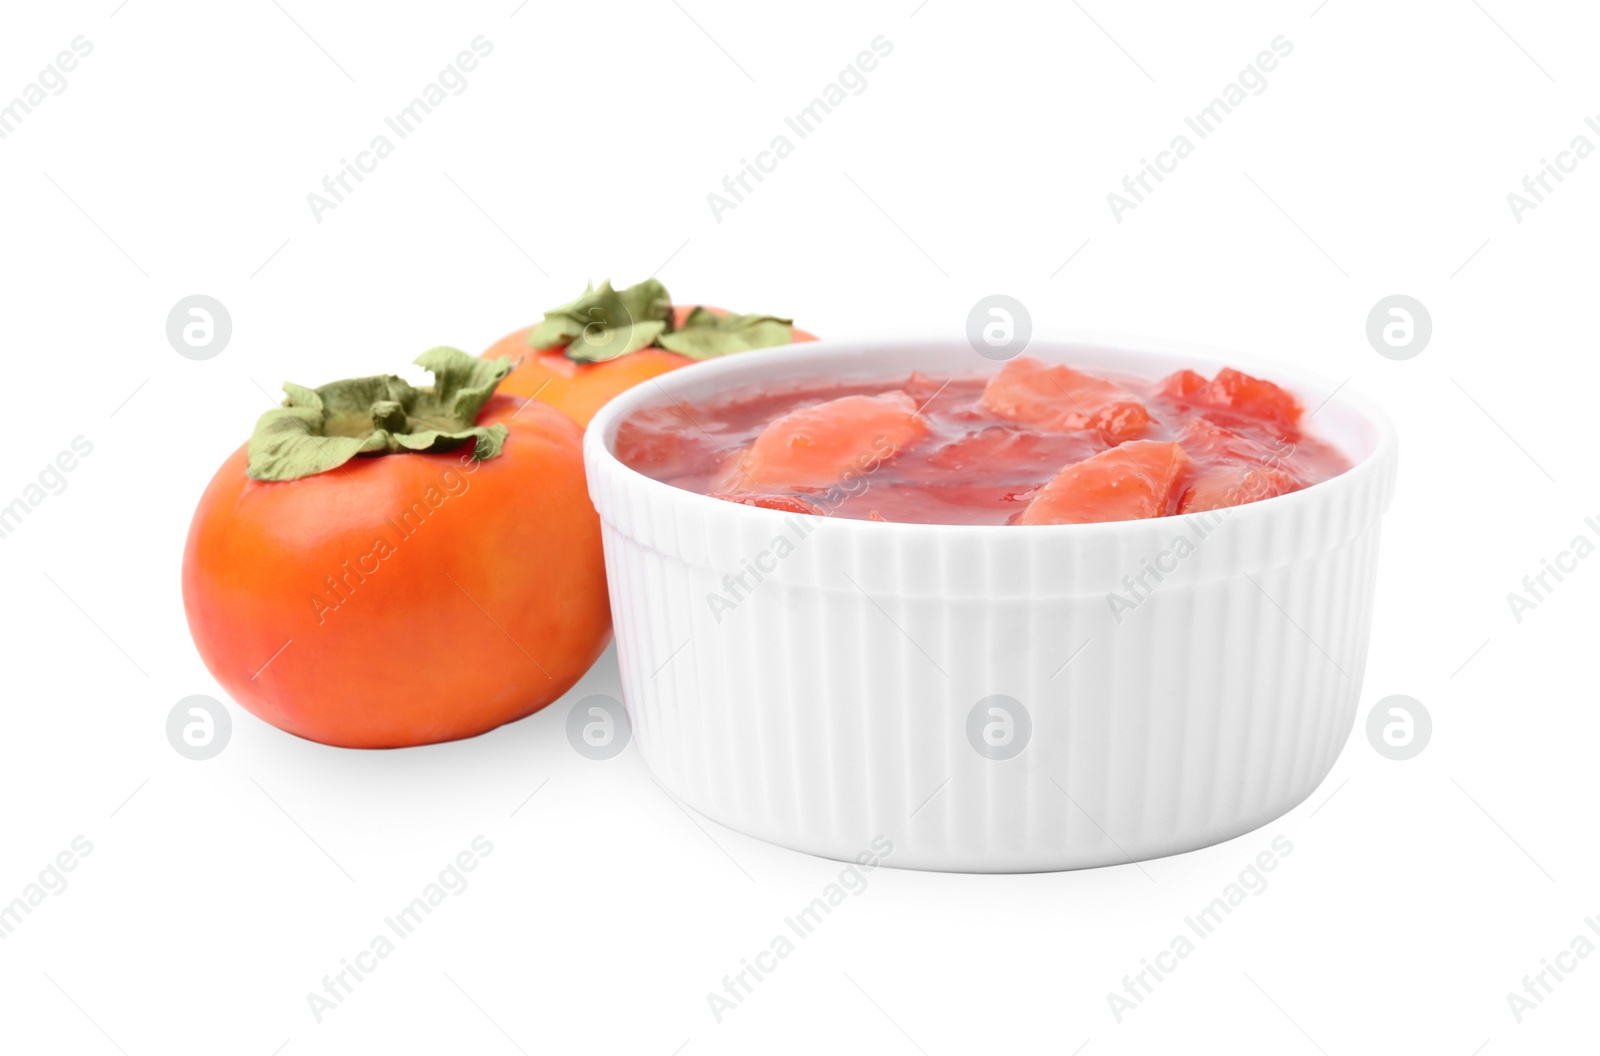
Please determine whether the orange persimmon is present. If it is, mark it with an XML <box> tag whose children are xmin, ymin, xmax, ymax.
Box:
<box><xmin>182</xmin><ymin>349</ymin><xmax>610</xmax><ymax>749</ymax></box>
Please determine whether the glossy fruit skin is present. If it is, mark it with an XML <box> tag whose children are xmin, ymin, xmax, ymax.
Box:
<box><xmin>181</xmin><ymin>394</ymin><xmax>611</xmax><ymax>749</ymax></box>
<box><xmin>487</xmin><ymin>305</ymin><xmax>818</xmax><ymax>427</ymax></box>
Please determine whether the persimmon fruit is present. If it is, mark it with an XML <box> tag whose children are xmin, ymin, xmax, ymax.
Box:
<box><xmin>182</xmin><ymin>350</ymin><xmax>610</xmax><ymax>749</ymax></box>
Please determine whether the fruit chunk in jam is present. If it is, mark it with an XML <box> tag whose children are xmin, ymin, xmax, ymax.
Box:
<box><xmin>1158</xmin><ymin>367</ymin><xmax>1302</xmax><ymax>431</ymax></box>
<box><xmin>1018</xmin><ymin>441</ymin><xmax>1193</xmax><ymax>525</ymax></box>
<box><xmin>714</xmin><ymin>391</ymin><xmax>926</xmax><ymax>490</ymax></box>
<box><xmin>1172</xmin><ymin>418</ymin><xmax>1303</xmax><ymax>514</ymax></box>
<box><xmin>981</xmin><ymin>357</ymin><xmax>1151</xmax><ymax>442</ymax></box>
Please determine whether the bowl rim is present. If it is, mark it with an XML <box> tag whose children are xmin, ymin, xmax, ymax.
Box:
<box><xmin>583</xmin><ymin>326</ymin><xmax>1397</xmax><ymax>538</ymax></box>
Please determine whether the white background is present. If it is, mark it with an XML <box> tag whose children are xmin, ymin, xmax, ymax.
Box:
<box><xmin>1</xmin><ymin>0</ymin><xmax>1596</xmax><ymax>1053</ymax></box>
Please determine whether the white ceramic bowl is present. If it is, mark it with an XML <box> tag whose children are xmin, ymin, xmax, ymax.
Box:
<box><xmin>584</xmin><ymin>330</ymin><xmax>1397</xmax><ymax>872</ymax></box>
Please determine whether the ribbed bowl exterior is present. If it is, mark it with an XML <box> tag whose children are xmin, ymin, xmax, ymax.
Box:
<box><xmin>586</xmin><ymin>332</ymin><xmax>1398</xmax><ymax>872</ymax></box>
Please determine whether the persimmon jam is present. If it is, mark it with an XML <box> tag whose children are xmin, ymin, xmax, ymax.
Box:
<box><xmin>613</xmin><ymin>357</ymin><xmax>1351</xmax><ymax>526</ymax></box>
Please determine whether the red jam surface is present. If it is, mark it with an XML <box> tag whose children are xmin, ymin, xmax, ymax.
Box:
<box><xmin>614</xmin><ymin>357</ymin><xmax>1352</xmax><ymax>525</ymax></box>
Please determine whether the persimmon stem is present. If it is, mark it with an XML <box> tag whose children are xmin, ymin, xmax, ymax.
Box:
<box><xmin>247</xmin><ymin>348</ymin><xmax>513</xmax><ymax>482</ymax></box>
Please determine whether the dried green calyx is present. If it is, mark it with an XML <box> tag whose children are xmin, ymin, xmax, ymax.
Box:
<box><xmin>247</xmin><ymin>347</ymin><xmax>513</xmax><ymax>482</ymax></box>
<box><xmin>528</xmin><ymin>278</ymin><xmax>794</xmax><ymax>363</ymax></box>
